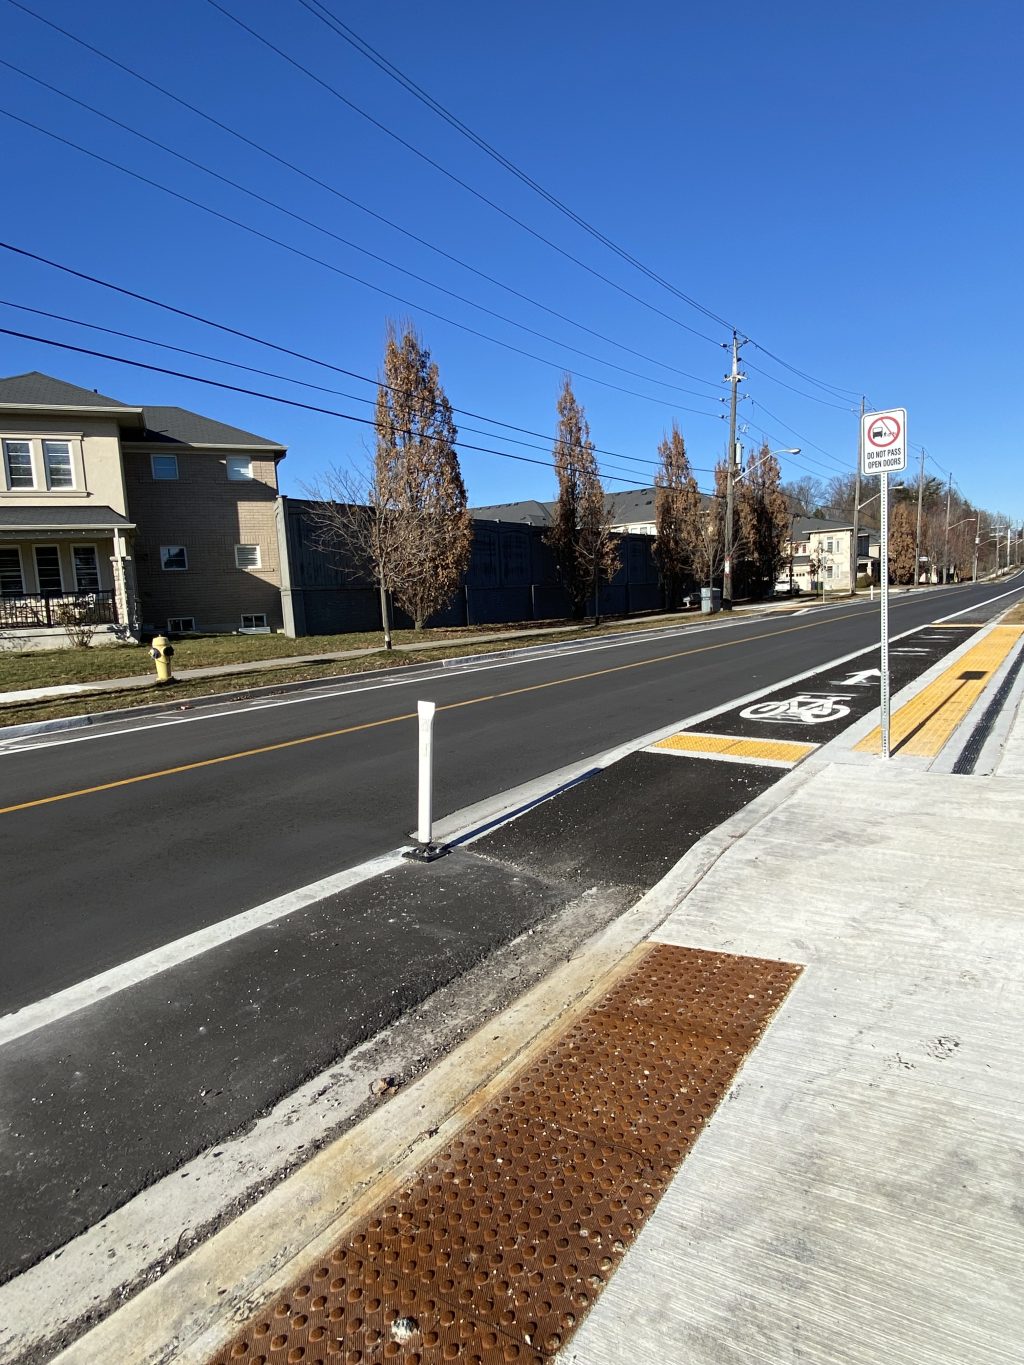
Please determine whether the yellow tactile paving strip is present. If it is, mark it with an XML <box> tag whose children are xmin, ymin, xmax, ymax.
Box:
<box><xmin>856</xmin><ymin>625</ymin><xmax>1024</xmax><ymax>757</ymax></box>
<box><xmin>651</xmin><ymin>731</ymin><xmax>818</xmax><ymax>766</ymax></box>
<box><xmin>208</xmin><ymin>945</ymin><xmax>800</xmax><ymax>1365</ymax></box>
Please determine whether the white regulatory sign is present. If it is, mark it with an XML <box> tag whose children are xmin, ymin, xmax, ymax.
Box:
<box><xmin>861</xmin><ymin>407</ymin><xmax>908</xmax><ymax>476</ymax></box>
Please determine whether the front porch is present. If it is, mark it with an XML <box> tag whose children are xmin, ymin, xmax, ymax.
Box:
<box><xmin>0</xmin><ymin>506</ymin><xmax>137</xmax><ymax>650</ymax></box>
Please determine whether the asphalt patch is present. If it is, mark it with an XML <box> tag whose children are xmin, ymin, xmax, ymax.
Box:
<box><xmin>0</xmin><ymin>852</ymin><xmax>563</xmax><ymax>1283</ymax></box>
<box><xmin>476</xmin><ymin>750</ymin><xmax>780</xmax><ymax>891</ymax></box>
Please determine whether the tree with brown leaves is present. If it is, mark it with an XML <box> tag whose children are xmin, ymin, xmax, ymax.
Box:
<box><xmin>888</xmin><ymin>500</ymin><xmax>918</xmax><ymax>584</ymax></box>
<box><xmin>374</xmin><ymin>323</ymin><xmax>471</xmax><ymax>629</ymax></box>
<box><xmin>304</xmin><ymin>322</ymin><xmax>471</xmax><ymax>644</ymax></box>
<box><xmin>653</xmin><ymin>423</ymin><xmax>701</xmax><ymax>609</ymax></box>
<box><xmin>681</xmin><ymin>462</ymin><xmax>727</xmax><ymax>590</ymax></box>
<box><xmin>547</xmin><ymin>377</ymin><xmax>619</xmax><ymax>621</ymax></box>
<box><xmin>737</xmin><ymin>443</ymin><xmax>791</xmax><ymax>597</ymax></box>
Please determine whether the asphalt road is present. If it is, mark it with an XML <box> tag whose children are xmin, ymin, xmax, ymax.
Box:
<box><xmin>2</xmin><ymin>579</ymin><xmax>1021</xmax><ymax>1015</ymax></box>
<box><xmin>2</xmin><ymin>576</ymin><xmax>1023</xmax><ymax>1302</ymax></box>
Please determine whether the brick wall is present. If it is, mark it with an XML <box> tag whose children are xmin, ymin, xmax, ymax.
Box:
<box><xmin>124</xmin><ymin>449</ymin><xmax>284</xmax><ymax>633</ymax></box>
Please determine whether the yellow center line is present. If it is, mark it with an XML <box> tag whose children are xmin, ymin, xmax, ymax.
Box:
<box><xmin>0</xmin><ymin>607</ymin><xmax>897</xmax><ymax>817</ymax></box>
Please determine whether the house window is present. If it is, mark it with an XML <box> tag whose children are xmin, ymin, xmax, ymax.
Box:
<box><xmin>826</xmin><ymin>564</ymin><xmax>834</xmax><ymax>580</ymax></box>
<box><xmin>3</xmin><ymin>439</ymin><xmax>34</xmax><ymax>489</ymax></box>
<box><xmin>825</xmin><ymin>538</ymin><xmax>835</xmax><ymax>553</ymax></box>
<box><xmin>43</xmin><ymin>440</ymin><xmax>74</xmax><ymax>489</ymax></box>
<box><xmin>151</xmin><ymin>453</ymin><xmax>179</xmax><ymax>480</ymax></box>
<box><xmin>167</xmin><ymin>616</ymin><xmax>195</xmax><ymax>633</ymax></box>
<box><xmin>0</xmin><ymin>546</ymin><xmax>24</xmax><ymax>594</ymax></box>
<box><xmin>235</xmin><ymin>544</ymin><xmax>261</xmax><ymax>569</ymax></box>
<box><xmin>161</xmin><ymin>545</ymin><xmax>188</xmax><ymax>572</ymax></box>
<box><xmin>241</xmin><ymin>613</ymin><xmax>268</xmax><ymax>630</ymax></box>
<box><xmin>72</xmin><ymin>545</ymin><xmax>100</xmax><ymax>590</ymax></box>
<box><xmin>226</xmin><ymin>456</ymin><xmax>252</xmax><ymax>481</ymax></box>
<box><xmin>34</xmin><ymin>545</ymin><xmax>63</xmax><ymax>593</ymax></box>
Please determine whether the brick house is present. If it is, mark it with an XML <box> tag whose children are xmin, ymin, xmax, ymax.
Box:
<box><xmin>0</xmin><ymin>372</ymin><xmax>287</xmax><ymax>646</ymax></box>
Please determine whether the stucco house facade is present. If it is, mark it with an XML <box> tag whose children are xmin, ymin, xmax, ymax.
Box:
<box><xmin>0</xmin><ymin>372</ymin><xmax>287</xmax><ymax>647</ymax></box>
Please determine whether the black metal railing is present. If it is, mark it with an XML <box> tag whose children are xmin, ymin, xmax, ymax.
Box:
<box><xmin>0</xmin><ymin>589</ymin><xmax>117</xmax><ymax>629</ymax></box>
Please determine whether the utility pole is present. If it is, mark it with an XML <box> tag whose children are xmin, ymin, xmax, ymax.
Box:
<box><xmin>973</xmin><ymin>513</ymin><xmax>982</xmax><ymax>583</ymax></box>
<box><xmin>723</xmin><ymin>332</ymin><xmax>745</xmax><ymax>609</ymax></box>
<box><xmin>942</xmin><ymin>472</ymin><xmax>952</xmax><ymax>584</ymax></box>
<box><xmin>851</xmin><ymin>396</ymin><xmax>864</xmax><ymax>594</ymax></box>
<box><xmin>913</xmin><ymin>445</ymin><xmax>926</xmax><ymax>587</ymax></box>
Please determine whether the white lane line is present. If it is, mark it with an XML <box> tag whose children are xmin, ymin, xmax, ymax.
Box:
<box><xmin>0</xmin><ymin>852</ymin><xmax>405</xmax><ymax>1047</ymax></box>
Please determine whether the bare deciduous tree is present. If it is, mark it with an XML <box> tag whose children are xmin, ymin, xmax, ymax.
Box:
<box><xmin>653</xmin><ymin>422</ymin><xmax>701</xmax><ymax>609</ymax></box>
<box><xmin>304</xmin><ymin>322</ymin><xmax>471</xmax><ymax>645</ymax></box>
<box><xmin>547</xmin><ymin>377</ymin><xmax>619</xmax><ymax>621</ymax></box>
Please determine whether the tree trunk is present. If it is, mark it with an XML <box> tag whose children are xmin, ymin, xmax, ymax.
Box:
<box><xmin>378</xmin><ymin>578</ymin><xmax>393</xmax><ymax>650</ymax></box>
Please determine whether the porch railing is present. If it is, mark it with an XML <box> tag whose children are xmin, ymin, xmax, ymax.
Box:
<box><xmin>0</xmin><ymin>589</ymin><xmax>117</xmax><ymax>629</ymax></box>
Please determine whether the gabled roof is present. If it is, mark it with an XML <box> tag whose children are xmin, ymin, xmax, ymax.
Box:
<box><xmin>791</xmin><ymin>515</ymin><xmax>855</xmax><ymax>537</ymax></box>
<box><xmin>0</xmin><ymin>372</ymin><xmax>285</xmax><ymax>452</ymax></box>
<box><xmin>0</xmin><ymin>371</ymin><xmax>138</xmax><ymax>413</ymax></box>
<box><xmin>134</xmin><ymin>406</ymin><xmax>285</xmax><ymax>452</ymax></box>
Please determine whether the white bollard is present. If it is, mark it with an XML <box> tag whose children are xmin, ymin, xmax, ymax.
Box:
<box><xmin>870</xmin><ymin>583</ymin><xmax>875</xmax><ymax>602</ymax></box>
<box><xmin>417</xmin><ymin>699</ymin><xmax>436</xmax><ymax>845</ymax></box>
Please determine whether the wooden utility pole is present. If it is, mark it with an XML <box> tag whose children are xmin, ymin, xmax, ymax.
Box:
<box><xmin>913</xmin><ymin>445</ymin><xmax>926</xmax><ymax>586</ymax></box>
<box><xmin>851</xmin><ymin>396</ymin><xmax>864</xmax><ymax>593</ymax></box>
<box><xmin>723</xmin><ymin>332</ymin><xmax>744</xmax><ymax>608</ymax></box>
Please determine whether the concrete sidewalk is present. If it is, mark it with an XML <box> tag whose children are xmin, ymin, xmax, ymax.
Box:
<box><xmin>44</xmin><ymin>614</ymin><xmax>1024</xmax><ymax>1365</ymax></box>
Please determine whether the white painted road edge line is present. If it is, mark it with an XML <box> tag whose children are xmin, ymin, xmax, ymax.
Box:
<box><xmin>0</xmin><ymin>852</ymin><xmax>405</xmax><ymax>1047</ymax></box>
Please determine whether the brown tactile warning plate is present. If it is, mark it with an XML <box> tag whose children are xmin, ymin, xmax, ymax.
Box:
<box><xmin>209</xmin><ymin>945</ymin><xmax>800</xmax><ymax>1365</ymax></box>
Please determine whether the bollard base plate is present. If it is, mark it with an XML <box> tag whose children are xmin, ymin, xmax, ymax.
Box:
<box><xmin>403</xmin><ymin>841</ymin><xmax>450</xmax><ymax>863</ymax></box>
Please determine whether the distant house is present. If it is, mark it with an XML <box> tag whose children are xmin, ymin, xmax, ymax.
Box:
<box><xmin>0</xmin><ymin>371</ymin><xmax>288</xmax><ymax>647</ymax></box>
<box><xmin>472</xmin><ymin>486</ymin><xmax>661</xmax><ymax>536</ymax></box>
<box><xmin>781</xmin><ymin>515</ymin><xmax>863</xmax><ymax>593</ymax></box>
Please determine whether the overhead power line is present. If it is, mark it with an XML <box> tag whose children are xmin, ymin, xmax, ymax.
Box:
<box><xmin>0</xmin><ymin>63</ymin><xmax>725</xmax><ymax>413</ymax></box>
<box><xmin>296</xmin><ymin>0</ymin><xmax>734</xmax><ymax>333</ymax></box>
<box><xmin>0</xmin><ymin>241</ymin><xmax>718</xmax><ymax>472</ymax></box>
<box><xmin>2</xmin><ymin>0</ymin><xmax>723</xmax><ymax>396</ymax></box>
<box><xmin>205</xmin><ymin>0</ymin><xmax>724</xmax><ymax>347</ymax></box>
<box><xmin>0</xmin><ymin>298</ymin><xmax>694</xmax><ymax>480</ymax></box>
<box><xmin>0</xmin><ymin>105</ymin><xmax>723</xmax><ymax>424</ymax></box>
<box><xmin>0</xmin><ymin>324</ymin><xmax>726</xmax><ymax>493</ymax></box>
<box><xmin>289</xmin><ymin>0</ymin><xmax>867</xmax><ymax>403</ymax></box>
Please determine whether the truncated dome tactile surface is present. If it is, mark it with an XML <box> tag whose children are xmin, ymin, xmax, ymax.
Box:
<box><xmin>210</xmin><ymin>945</ymin><xmax>800</xmax><ymax>1365</ymax></box>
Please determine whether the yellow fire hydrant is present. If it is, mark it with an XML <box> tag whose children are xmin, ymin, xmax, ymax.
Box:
<box><xmin>150</xmin><ymin>633</ymin><xmax>176</xmax><ymax>685</ymax></box>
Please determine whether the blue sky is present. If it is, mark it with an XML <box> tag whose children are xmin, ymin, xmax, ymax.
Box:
<box><xmin>1</xmin><ymin>0</ymin><xmax>1021</xmax><ymax>521</ymax></box>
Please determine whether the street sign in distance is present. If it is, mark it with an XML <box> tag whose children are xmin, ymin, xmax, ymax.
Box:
<box><xmin>861</xmin><ymin>407</ymin><xmax>908</xmax><ymax>476</ymax></box>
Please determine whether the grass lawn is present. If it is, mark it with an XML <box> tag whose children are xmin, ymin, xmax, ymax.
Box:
<box><xmin>0</xmin><ymin>622</ymin><xmax>577</xmax><ymax>691</ymax></box>
<box><xmin>0</xmin><ymin>612</ymin><xmax>711</xmax><ymax>722</ymax></box>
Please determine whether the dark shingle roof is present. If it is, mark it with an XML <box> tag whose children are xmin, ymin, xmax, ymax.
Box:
<box><xmin>135</xmin><ymin>406</ymin><xmax>285</xmax><ymax>451</ymax></box>
<box><xmin>0</xmin><ymin>504</ymin><xmax>134</xmax><ymax>531</ymax></box>
<box><xmin>791</xmin><ymin>515</ymin><xmax>854</xmax><ymax>536</ymax></box>
<box><xmin>606</xmin><ymin>487</ymin><xmax>657</xmax><ymax>524</ymax></box>
<box><xmin>0</xmin><ymin>371</ymin><xmax>137</xmax><ymax>410</ymax></box>
<box><xmin>471</xmin><ymin>498</ymin><xmax>554</xmax><ymax>526</ymax></box>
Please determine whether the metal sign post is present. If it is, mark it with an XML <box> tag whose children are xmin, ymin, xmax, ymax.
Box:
<box><xmin>861</xmin><ymin>408</ymin><xmax>908</xmax><ymax>760</ymax></box>
<box><xmin>879</xmin><ymin>470</ymin><xmax>891</xmax><ymax>757</ymax></box>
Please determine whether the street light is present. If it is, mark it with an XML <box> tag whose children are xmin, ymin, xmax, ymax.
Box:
<box><xmin>945</xmin><ymin>515</ymin><xmax>977</xmax><ymax>584</ymax></box>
